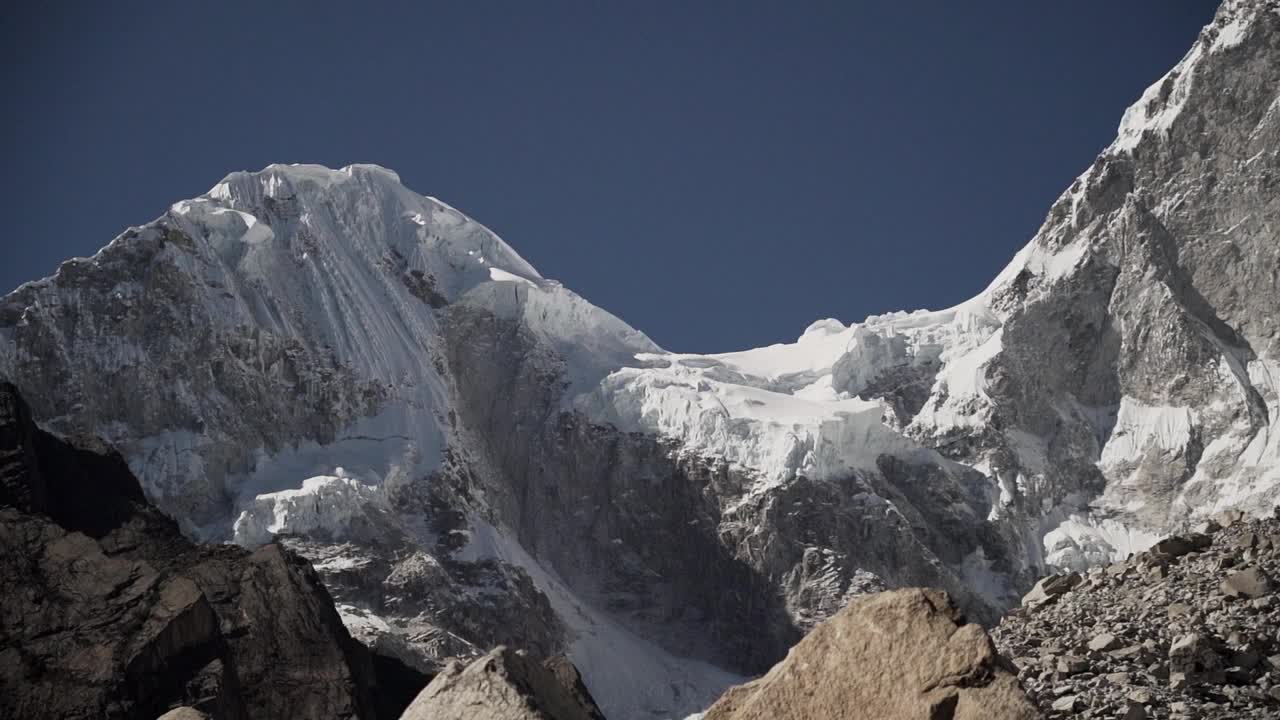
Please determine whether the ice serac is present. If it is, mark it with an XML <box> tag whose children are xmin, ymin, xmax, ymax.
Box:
<box><xmin>1</xmin><ymin>1</ymin><xmax>1278</xmax><ymax>717</ymax></box>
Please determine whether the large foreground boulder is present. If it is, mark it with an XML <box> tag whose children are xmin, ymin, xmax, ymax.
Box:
<box><xmin>0</xmin><ymin>383</ymin><xmax>420</xmax><ymax>719</ymax></box>
<box><xmin>703</xmin><ymin>588</ymin><xmax>1036</xmax><ymax>720</ymax></box>
<box><xmin>400</xmin><ymin>646</ymin><xmax>605</xmax><ymax>720</ymax></box>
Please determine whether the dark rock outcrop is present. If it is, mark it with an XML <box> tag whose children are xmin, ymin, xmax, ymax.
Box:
<box><xmin>701</xmin><ymin>588</ymin><xmax>1037</xmax><ymax>720</ymax></box>
<box><xmin>399</xmin><ymin>646</ymin><xmax>606</xmax><ymax>720</ymax></box>
<box><xmin>0</xmin><ymin>382</ymin><xmax>422</xmax><ymax>719</ymax></box>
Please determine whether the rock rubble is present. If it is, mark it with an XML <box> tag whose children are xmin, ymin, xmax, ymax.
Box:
<box><xmin>994</xmin><ymin>511</ymin><xmax>1280</xmax><ymax>719</ymax></box>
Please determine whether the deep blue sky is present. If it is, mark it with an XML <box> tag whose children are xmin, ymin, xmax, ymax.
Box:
<box><xmin>3</xmin><ymin>1</ymin><xmax>1217</xmax><ymax>352</ymax></box>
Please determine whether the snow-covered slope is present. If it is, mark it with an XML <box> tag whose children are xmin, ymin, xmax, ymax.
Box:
<box><xmin>2</xmin><ymin>1</ymin><xmax>1279</xmax><ymax>716</ymax></box>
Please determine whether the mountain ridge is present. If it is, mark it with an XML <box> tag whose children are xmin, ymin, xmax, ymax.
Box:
<box><xmin>2</xmin><ymin>2</ymin><xmax>1278</xmax><ymax>717</ymax></box>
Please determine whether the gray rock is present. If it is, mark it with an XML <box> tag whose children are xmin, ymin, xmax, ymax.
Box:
<box><xmin>1234</xmin><ymin>532</ymin><xmax>1261</xmax><ymax>550</ymax></box>
<box><xmin>1106</xmin><ymin>562</ymin><xmax>1131</xmax><ymax>578</ymax></box>
<box><xmin>1109</xmin><ymin>645</ymin><xmax>1143</xmax><ymax>661</ymax></box>
<box><xmin>1088</xmin><ymin>633</ymin><xmax>1121</xmax><ymax>652</ymax></box>
<box><xmin>399</xmin><ymin>647</ymin><xmax>604</xmax><ymax>720</ymax></box>
<box><xmin>1150</xmin><ymin>535</ymin><xmax>1210</xmax><ymax>560</ymax></box>
<box><xmin>1050</xmin><ymin>695</ymin><xmax>1079</xmax><ymax>712</ymax></box>
<box><xmin>1194</xmin><ymin>519</ymin><xmax>1222</xmax><ymax>535</ymax></box>
<box><xmin>1126</xmin><ymin>688</ymin><xmax>1154</xmax><ymax>705</ymax></box>
<box><xmin>1057</xmin><ymin>655</ymin><xmax>1089</xmax><ymax>675</ymax></box>
<box><xmin>1169</xmin><ymin>633</ymin><xmax>1224</xmax><ymax>687</ymax></box>
<box><xmin>1215</xmin><ymin>511</ymin><xmax>1245</xmax><ymax>529</ymax></box>
<box><xmin>1219</xmin><ymin>567</ymin><xmax>1274</xmax><ymax>599</ymax></box>
<box><xmin>1122</xmin><ymin>702</ymin><xmax>1148</xmax><ymax>720</ymax></box>
<box><xmin>1023</xmin><ymin>573</ymin><xmax>1083</xmax><ymax>607</ymax></box>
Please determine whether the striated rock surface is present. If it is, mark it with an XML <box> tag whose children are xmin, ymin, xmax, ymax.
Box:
<box><xmin>399</xmin><ymin>646</ymin><xmax>605</xmax><ymax>720</ymax></box>
<box><xmin>994</xmin><ymin>511</ymin><xmax>1280</xmax><ymax>718</ymax></box>
<box><xmin>702</xmin><ymin>588</ymin><xmax>1037</xmax><ymax>720</ymax></box>
<box><xmin>0</xmin><ymin>383</ymin><xmax>418</xmax><ymax>720</ymax></box>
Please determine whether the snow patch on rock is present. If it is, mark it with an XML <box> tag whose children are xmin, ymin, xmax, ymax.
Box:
<box><xmin>1099</xmin><ymin>398</ymin><xmax>1197</xmax><ymax>467</ymax></box>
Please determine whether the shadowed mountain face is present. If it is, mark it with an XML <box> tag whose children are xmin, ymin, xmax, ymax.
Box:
<box><xmin>0</xmin><ymin>383</ymin><xmax>424</xmax><ymax>720</ymax></box>
<box><xmin>0</xmin><ymin>1</ymin><xmax>1277</xmax><ymax>716</ymax></box>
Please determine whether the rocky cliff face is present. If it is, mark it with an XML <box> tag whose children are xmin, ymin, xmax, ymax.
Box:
<box><xmin>948</xmin><ymin>0</ymin><xmax>1280</xmax><ymax>570</ymax></box>
<box><xmin>0</xmin><ymin>1</ymin><xmax>1277</xmax><ymax>716</ymax></box>
<box><xmin>0</xmin><ymin>383</ymin><xmax>417</xmax><ymax>720</ymax></box>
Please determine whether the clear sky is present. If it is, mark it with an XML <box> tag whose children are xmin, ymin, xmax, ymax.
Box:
<box><xmin>3</xmin><ymin>1</ymin><xmax>1217</xmax><ymax>352</ymax></box>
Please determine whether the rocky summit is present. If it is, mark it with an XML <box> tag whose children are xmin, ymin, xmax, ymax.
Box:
<box><xmin>994</xmin><ymin>511</ymin><xmax>1280</xmax><ymax>718</ymax></box>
